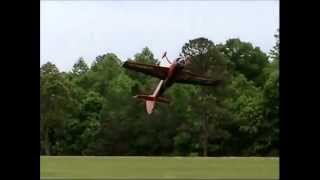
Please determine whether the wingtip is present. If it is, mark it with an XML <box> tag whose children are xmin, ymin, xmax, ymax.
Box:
<box><xmin>121</xmin><ymin>61</ymin><xmax>127</xmax><ymax>67</ymax></box>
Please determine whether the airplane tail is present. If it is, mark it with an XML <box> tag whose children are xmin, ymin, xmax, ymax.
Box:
<box><xmin>146</xmin><ymin>100</ymin><xmax>156</xmax><ymax>115</ymax></box>
<box><xmin>134</xmin><ymin>95</ymin><xmax>169</xmax><ymax>114</ymax></box>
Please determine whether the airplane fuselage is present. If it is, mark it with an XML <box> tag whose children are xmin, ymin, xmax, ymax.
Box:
<box><xmin>154</xmin><ymin>62</ymin><xmax>184</xmax><ymax>98</ymax></box>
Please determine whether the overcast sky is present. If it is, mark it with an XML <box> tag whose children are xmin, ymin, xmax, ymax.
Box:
<box><xmin>41</xmin><ymin>1</ymin><xmax>279</xmax><ymax>72</ymax></box>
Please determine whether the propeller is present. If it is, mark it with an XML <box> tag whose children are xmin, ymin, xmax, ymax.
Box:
<box><xmin>161</xmin><ymin>51</ymin><xmax>172</xmax><ymax>64</ymax></box>
<box><xmin>161</xmin><ymin>51</ymin><xmax>167</xmax><ymax>59</ymax></box>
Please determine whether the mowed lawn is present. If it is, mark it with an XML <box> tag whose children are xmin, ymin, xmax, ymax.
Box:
<box><xmin>41</xmin><ymin>156</ymin><xmax>279</xmax><ymax>179</ymax></box>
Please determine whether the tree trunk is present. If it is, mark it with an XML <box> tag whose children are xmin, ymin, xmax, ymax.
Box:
<box><xmin>44</xmin><ymin>125</ymin><xmax>50</xmax><ymax>155</ymax></box>
<box><xmin>202</xmin><ymin>112</ymin><xmax>209</xmax><ymax>157</ymax></box>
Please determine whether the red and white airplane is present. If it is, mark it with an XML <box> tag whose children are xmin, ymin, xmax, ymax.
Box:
<box><xmin>123</xmin><ymin>52</ymin><xmax>222</xmax><ymax>114</ymax></box>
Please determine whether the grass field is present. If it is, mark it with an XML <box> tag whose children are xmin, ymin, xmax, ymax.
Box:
<box><xmin>40</xmin><ymin>156</ymin><xmax>279</xmax><ymax>180</ymax></box>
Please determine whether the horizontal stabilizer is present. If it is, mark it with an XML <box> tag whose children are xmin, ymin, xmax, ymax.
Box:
<box><xmin>134</xmin><ymin>95</ymin><xmax>169</xmax><ymax>104</ymax></box>
<box><xmin>134</xmin><ymin>94</ymin><xmax>169</xmax><ymax>114</ymax></box>
<box><xmin>157</xmin><ymin>96</ymin><xmax>170</xmax><ymax>103</ymax></box>
<box><xmin>134</xmin><ymin>95</ymin><xmax>156</xmax><ymax>101</ymax></box>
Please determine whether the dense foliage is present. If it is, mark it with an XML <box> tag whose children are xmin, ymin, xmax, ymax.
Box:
<box><xmin>40</xmin><ymin>34</ymin><xmax>279</xmax><ymax>156</ymax></box>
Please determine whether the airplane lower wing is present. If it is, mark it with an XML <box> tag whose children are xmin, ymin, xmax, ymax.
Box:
<box><xmin>174</xmin><ymin>69</ymin><xmax>222</xmax><ymax>86</ymax></box>
<box><xmin>122</xmin><ymin>60</ymin><xmax>169</xmax><ymax>79</ymax></box>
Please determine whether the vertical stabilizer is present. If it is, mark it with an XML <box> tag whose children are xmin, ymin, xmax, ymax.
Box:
<box><xmin>137</xmin><ymin>80</ymin><xmax>164</xmax><ymax>114</ymax></box>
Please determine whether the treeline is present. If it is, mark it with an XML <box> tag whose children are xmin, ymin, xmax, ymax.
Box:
<box><xmin>40</xmin><ymin>33</ymin><xmax>279</xmax><ymax>156</ymax></box>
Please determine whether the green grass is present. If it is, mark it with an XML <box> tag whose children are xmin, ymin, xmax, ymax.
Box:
<box><xmin>40</xmin><ymin>156</ymin><xmax>279</xmax><ymax>180</ymax></box>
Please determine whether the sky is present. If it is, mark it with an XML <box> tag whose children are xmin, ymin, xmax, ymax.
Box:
<box><xmin>41</xmin><ymin>1</ymin><xmax>279</xmax><ymax>72</ymax></box>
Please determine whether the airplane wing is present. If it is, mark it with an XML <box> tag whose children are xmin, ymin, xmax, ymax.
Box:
<box><xmin>174</xmin><ymin>69</ymin><xmax>222</xmax><ymax>86</ymax></box>
<box><xmin>122</xmin><ymin>60</ymin><xmax>169</xmax><ymax>79</ymax></box>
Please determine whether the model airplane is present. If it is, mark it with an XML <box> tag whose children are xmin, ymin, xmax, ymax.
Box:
<box><xmin>122</xmin><ymin>52</ymin><xmax>222</xmax><ymax>114</ymax></box>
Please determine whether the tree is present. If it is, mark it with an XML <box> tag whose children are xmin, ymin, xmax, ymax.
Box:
<box><xmin>79</xmin><ymin>91</ymin><xmax>103</xmax><ymax>154</ymax></box>
<box><xmin>219</xmin><ymin>38</ymin><xmax>269</xmax><ymax>87</ymax></box>
<box><xmin>182</xmin><ymin>37</ymin><xmax>231</xmax><ymax>156</ymax></box>
<box><xmin>72</xmin><ymin>57</ymin><xmax>89</xmax><ymax>76</ymax></box>
<box><xmin>260</xmin><ymin>29</ymin><xmax>279</xmax><ymax>155</ymax></box>
<box><xmin>40</xmin><ymin>62</ymin><xmax>74</xmax><ymax>155</ymax></box>
<box><xmin>88</xmin><ymin>53</ymin><xmax>123</xmax><ymax>96</ymax></box>
<box><xmin>269</xmin><ymin>29</ymin><xmax>279</xmax><ymax>62</ymax></box>
<box><xmin>133</xmin><ymin>47</ymin><xmax>159</xmax><ymax>65</ymax></box>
